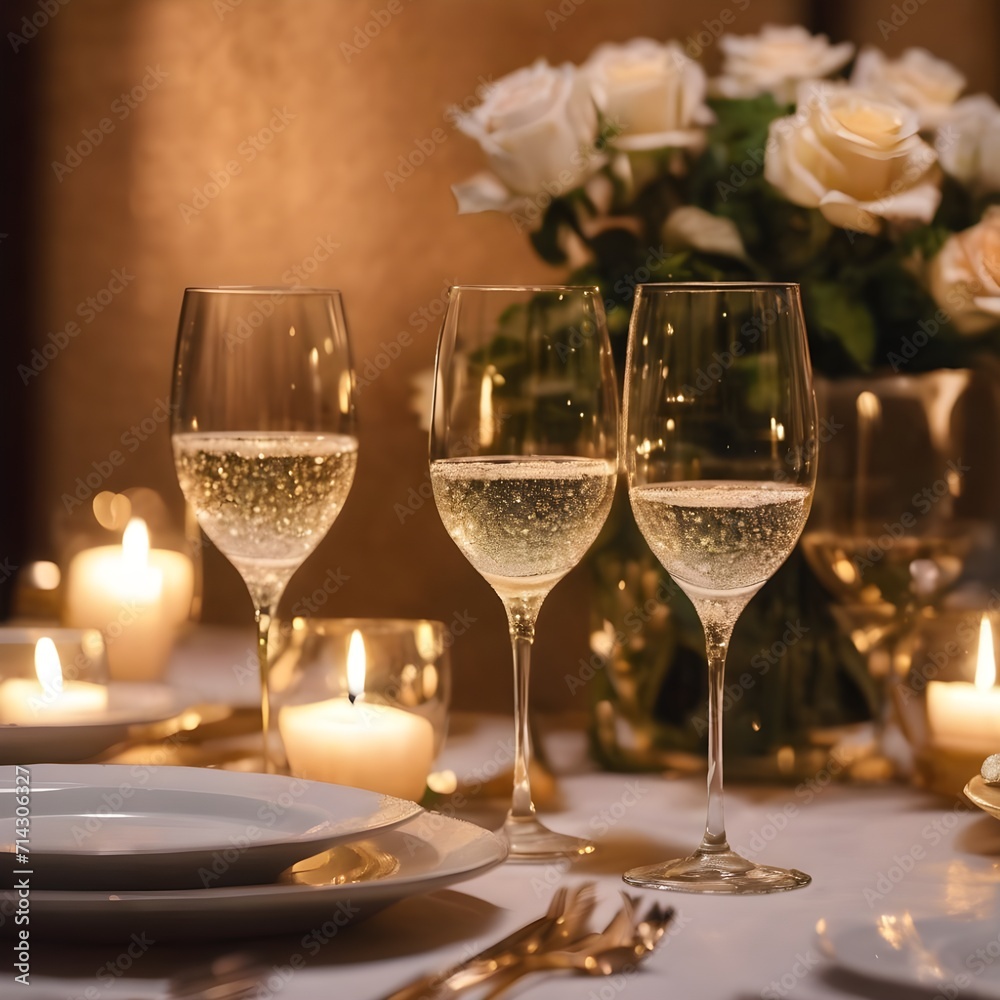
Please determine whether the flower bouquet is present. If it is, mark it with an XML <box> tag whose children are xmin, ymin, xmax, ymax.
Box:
<box><xmin>447</xmin><ymin>26</ymin><xmax>1000</xmax><ymax>772</ymax></box>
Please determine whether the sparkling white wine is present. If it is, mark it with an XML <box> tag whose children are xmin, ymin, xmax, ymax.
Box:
<box><xmin>430</xmin><ymin>456</ymin><xmax>616</xmax><ymax>595</ymax></box>
<box><xmin>630</xmin><ymin>481</ymin><xmax>812</xmax><ymax>603</ymax></box>
<box><xmin>173</xmin><ymin>432</ymin><xmax>358</xmax><ymax>591</ymax></box>
<box><xmin>800</xmin><ymin>527</ymin><xmax>985</xmax><ymax>613</ymax></box>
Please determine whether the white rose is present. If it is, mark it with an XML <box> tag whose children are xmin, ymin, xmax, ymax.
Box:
<box><xmin>582</xmin><ymin>39</ymin><xmax>712</xmax><ymax>152</ymax></box>
<box><xmin>450</xmin><ymin>60</ymin><xmax>600</xmax><ymax>215</ymax></box>
<box><xmin>663</xmin><ymin>207</ymin><xmax>747</xmax><ymax>260</ymax></box>
<box><xmin>764</xmin><ymin>83</ymin><xmax>941</xmax><ymax>233</ymax></box>
<box><xmin>929</xmin><ymin>208</ymin><xmax>1000</xmax><ymax>334</ymax></box>
<box><xmin>935</xmin><ymin>95</ymin><xmax>1000</xmax><ymax>191</ymax></box>
<box><xmin>714</xmin><ymin>25</ymin><xmax>853</xmax><ymax>104</ymax></box>
<box><xmin>850</xmin><ymin>48</ymin><xmax>965</xmax><ymax>129</ymax></box>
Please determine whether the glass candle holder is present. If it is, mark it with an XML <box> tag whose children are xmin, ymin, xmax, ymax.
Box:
<box><xmin>269</xmin><ymin>618</ymin><xmax>451</xmax><ymax>801</ymax></box>
<box><xmin>60</xmin><ymin>488</ymin><xmax>196</xmax><ymax>682</ymax></box>
<box><xmin>893</xmin><ymin>607</ymin><xmax>1000</xmax><ymax>795</ymax></box>
<box><xmin>0</xmin><ymin>626</ymin><xmax>108</xmax><ymax>725</ymax></box>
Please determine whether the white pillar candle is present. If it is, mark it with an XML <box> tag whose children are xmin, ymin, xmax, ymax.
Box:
<box><xmin>0</xmin><ymin>638</ymin><xmax>108</xmax><ymax>724</ymax></box>
<box><xmin>278</xmin><ymin>630</ymin><xmax>434</xmax><ymax>801</ymax></box>
<box><xmin>64</xmin><ymin>518</ymin><xmax>194</xmax><ymax>681</ymax></box>
<box><xmin>928</xmin><ymin>615</ymin><xmax>1000</xmax><ymax>754</ymax></box>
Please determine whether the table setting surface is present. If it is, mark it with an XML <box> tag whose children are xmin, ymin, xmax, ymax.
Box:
<box><xmin>11</xmin><ymin>629</ymin><xmax>999</xmax><ymax>1000</ymax></box>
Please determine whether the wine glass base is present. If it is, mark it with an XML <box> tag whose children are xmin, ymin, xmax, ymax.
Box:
<box><xmin>624</xmin><ymin>849</ymin><xmax>810</xmax><ymax>894</ymax></box>
<box><xmin>502</xmin><ymin>814</ymin><xmax>596</xmax><ymax>862</ymax></box>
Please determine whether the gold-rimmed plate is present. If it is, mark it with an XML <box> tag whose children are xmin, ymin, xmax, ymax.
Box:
<box><xmin>0</xmin><ymin>811</ymin><xmax>506</xmax><ymax>941</ymax></box>
<box><xmin>0</xmin><ymin>764</ymin><xmax>422</xmax><ymax>890</ymax></box>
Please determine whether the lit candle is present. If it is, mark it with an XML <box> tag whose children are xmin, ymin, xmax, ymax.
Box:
<box><xmin>0</xmin><ymin>638</ymin><xmax>108</xmax><ymax>724</ymax></box>
<box><xmin>927</xmin><ymin>614</ymin><xmax>1000</xmax><ymax>753</ymax></box>
<box><xmin>279</xmin><ymin>630</ymin><xmax>435</xmax><ymax>801</ymax></box>
<box><xmin>64</xmin><ymin>518</ymin><xmax>194</xmax><ymax>681</ymax></box>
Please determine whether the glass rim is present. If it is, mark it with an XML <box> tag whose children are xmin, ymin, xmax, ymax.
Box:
<box><xmin>448</xmin><ymin>283</ymin><xmax>600</xmax><ymax>293</ymax></box>
<box><xmin>182</xmin><ymin>286</ymin><xmax>343</xmax><ymax>296</ymax></box>
<box><xmin>635</xmin><ymin>281</ymin><xmax>800</xmax><ymax>293</ymax></box>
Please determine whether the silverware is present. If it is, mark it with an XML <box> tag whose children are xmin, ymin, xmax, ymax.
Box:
<box><xmin>380</xmin><ymin>882</ymin><xmax>597</xmax><ymax>999</ymax></box>
<box><xmin>478</xmin><ymin>895</ymin><xmax>674</xmax><ymax>998</ymax></box>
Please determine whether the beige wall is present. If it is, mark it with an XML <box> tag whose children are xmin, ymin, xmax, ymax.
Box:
<box><xmin>26</xmin><ymin>0</ymin><xmax>995</xmax><ymax>711</ymax></box>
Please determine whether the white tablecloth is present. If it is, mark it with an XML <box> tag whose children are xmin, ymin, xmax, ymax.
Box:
<box><xmin>20</xmin><ymin>631</ymin><xmax>1000</xmax><ymax>1000</ymax></box>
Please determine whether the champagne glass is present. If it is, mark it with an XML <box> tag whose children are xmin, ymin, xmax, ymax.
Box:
<box><xmin>622</xmin><ymin>283</ymin><xmax>817</xmax><ymax>893</ymax></box>
<box><xmin>801</xmin><ymin>371</ymin><xmax>993</xmax><ymax>775</ymax></box>
<box><xmin>170</xmin><ymin>287</ymin><xmax>358</xmax><ymax>773</ymax></box>
<box><xmin>430</xmin><ymin>285</ymin><xmax>619</xmax><ymax>859</ymax></box>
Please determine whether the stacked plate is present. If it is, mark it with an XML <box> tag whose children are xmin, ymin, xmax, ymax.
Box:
<box><xmin>0</xmin><ymin>764</ymin><xmax>506</xmax><ymax>941</ymax></box>
<box><xmin>820</xmin><ymin>912</ymin><xmax>1000</xmax><ymax>998</ymax></box>
<box><xmin>0</xmin><ymin>683</ymin><xmax>191</xmax><ymax>765</ymax></box>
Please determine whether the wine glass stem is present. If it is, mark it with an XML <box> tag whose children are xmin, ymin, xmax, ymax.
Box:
<box><xmin>255</xmin><ymin>603</ymin><xmax>275</xmax><ymax>774</ymax></box>
<box><xmin>507</xmin><ymin>607</ymin><xmax>538</xmax><ymax>820</ymax></box>
<box><xmin>700</xmin><ymin>640</ymin><xmax>731</xmax><ymax>854</ymax></box>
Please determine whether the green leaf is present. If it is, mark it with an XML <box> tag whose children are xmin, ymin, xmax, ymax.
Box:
<box><xmin>528</xmin><ymin>204</ymin><xmax>569</xmax><ymax>265</ymax></box>
<box><xmin>803</xmin><ymin>280</ymin><xmax>878</xmax><ymax>371</ymax></box>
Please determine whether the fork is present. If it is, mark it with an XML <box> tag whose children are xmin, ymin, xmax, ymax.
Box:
<box><xmin>380</xmin><ymin>882</ymin><xmax>597</xmax><ymax>999</ymax></box>
<box><xmin>478</xmin><ymin>898</ymin><xmax>675</xmax><ymax>998</ymax></box>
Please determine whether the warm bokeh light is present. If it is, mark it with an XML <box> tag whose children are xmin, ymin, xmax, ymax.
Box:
<box><xmin>34</xmin><ymin>637</ymin><xmax>63</xmax><ymax>696</ymax></box>
<box><xmin>975</xmin><ymin>613</ymin><xmax>996</xmax><ymax>690</ymax></box>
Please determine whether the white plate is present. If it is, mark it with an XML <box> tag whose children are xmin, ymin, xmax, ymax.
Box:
<box><xmin>0</xmin><ymin>764</ymin><xmax>422</xmax><ymax>890</ymax></box>
<box><xmin>0</xmin><ymin>810</ymin><xmax>507</xmax><ymax>941</ymax></box>
<box><xmin>821</xmin><ymin>913</ymin><xmax>1000</xmax><ymax>998</ymax></box>
<box><xmin>0</xmin><ymin>683</ymin><xmax>187</xmax><ymax>764</ymax></box>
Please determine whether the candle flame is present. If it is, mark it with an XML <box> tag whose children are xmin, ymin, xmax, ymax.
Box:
<box><xmin>856</xmin><ymin>390</ymin><xmax>881</xmax><ymax>421</ymax></box>
<box><xmin>122</xmin><ymin>517</ymin><xmax>151</xmax><ymax>572</ymax></box>
<box><xmin>479</xmin><ymin>369</ymin><xmax>494</xmax><ymax>448</ymax></box>
<box><xmin>34</xmin><ymin>638</ymin><xmax>64</xmax><ymax>697</ymax></box>
<box><xmin>976</xmin><ymin>614</ymin><xmax>996</xmax><ymax>690</ymax></box>
<box><xmin>347</xmin><ymin>630</ymin><xmax>366</xmax><ymax>700</ymax></box>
